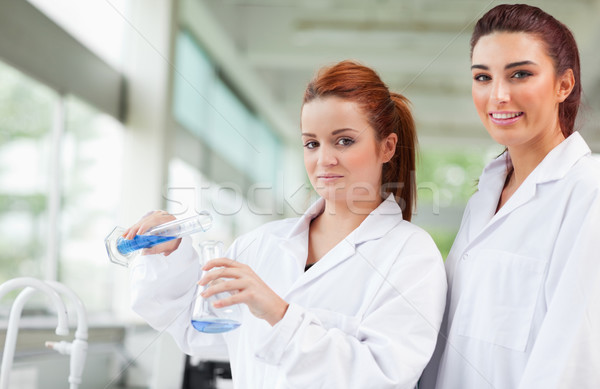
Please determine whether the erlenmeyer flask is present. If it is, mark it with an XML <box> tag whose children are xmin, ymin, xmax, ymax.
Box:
<box><xmin>191</xmin><ymin>240</ymin><xmax>241</xmax><ymax>333</ymax></box>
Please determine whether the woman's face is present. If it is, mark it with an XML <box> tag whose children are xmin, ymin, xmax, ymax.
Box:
<box><xmin>301</xmin><ymin>96</ymin><xmax>396</xmax><ymax>205</ymax></box>
<box><xmin>471</xmin><ymin>32</ymin><xmax>572</xmax><ymax>150</ymax></box>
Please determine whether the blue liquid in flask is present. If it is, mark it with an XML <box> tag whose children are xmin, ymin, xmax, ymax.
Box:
<box><xmin>191</xmin><ymin>318</ymin><xmax>241</xmax><ymax>333</ymax></box>
<box><xmin>117</xmin><ymin>235</ymin><xmax>176</xmax><ymax>254</ymax></box>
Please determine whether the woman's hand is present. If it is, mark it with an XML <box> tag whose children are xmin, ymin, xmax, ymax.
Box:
<box><xmin>122</xmin><ymin>210</ymin><xmax>182</xmax><ymax>256</ymax></box>
<box><xmin>199</xmin><ymin>258</ymin><xmax>289</xmax><ymax>326</ymax></box>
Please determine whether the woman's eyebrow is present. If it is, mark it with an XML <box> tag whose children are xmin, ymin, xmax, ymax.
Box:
<box><xmin>471</xmin><ymin>60</ymin><xmax>537</xmax><ymax>70</ymax></box>
<box><xmin>332</xmin><ymin>128</ymin><xmax>358</xmax><ymax>135</ymax></box>
<box><xmin>301</xmin><ymin>128</ymin><xmax>359</xmax><ymax>137</ymax></box>
<box><xmin>505</xmin><ymin>60</ymin><xmax>536</xmax><ymax>69</ymax></box>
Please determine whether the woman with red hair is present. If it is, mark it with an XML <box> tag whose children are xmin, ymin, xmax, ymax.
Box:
<box><xmin>127</xmin><ymin>60</ymin><xmax>447</xmax><ymax>388</ymax></box>
<box><xmin>422</xmin><ymin>4</ymin><xmax>600</xmax><ymax>388</ymax></box>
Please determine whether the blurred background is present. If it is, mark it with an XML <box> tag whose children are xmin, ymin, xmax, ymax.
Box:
<box><xmin>0</xmin><ymin>0</ymin><xmax>598</xmax><ymax>388</ymax></box>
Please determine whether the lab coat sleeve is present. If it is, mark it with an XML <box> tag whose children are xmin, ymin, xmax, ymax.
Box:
<box><xmin>517</xmin><ymin>186</ymin><xmax>600</xmax><ymax>388</ymax></box>
<box><xmin>255</xmin><ymin>232</ymin><xmax>447</xmax><ymax>389</ymax></box>
<box><xmin>129</xmin><ymin>237</ymin><xmax>225</xmax><ymax>354</ymax></box>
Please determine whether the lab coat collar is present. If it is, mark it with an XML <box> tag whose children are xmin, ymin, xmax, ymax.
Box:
<box><xmin>270</xmin><ymin>197</ymin><xmax>324</xmax><ymax>271</ymax></box>
<box><xmin>281</xmin><ymin>193</ymin><xmax>403</xmax><ymax>244</ymax></box>
<box><xmin>534</xmin><ymin>132</ymin><xmax>591</xmax><ymax>183</ymax></box>
<box><xmin>479</xmin><ymin>132</ymin><xmax>590</xmax><ymax>189</ymax></box>
<box><xmin>477</xmin><ymin>151</ymin><xmax>510</xmax><ymax>192</ymax></box>
<box><xmin>468</xmin><ymin>132</ymin><xmax>591</xmax><ymax>242</ymax></box>
<box><xmin>347</xmin><ymin>193</ymin><xmax>404</xmax><ymax>245</ymax></box>
<box><xmin>284</xmin><ymin>196</ymin><xmax>326</xmax><ymax>240</ymax></box>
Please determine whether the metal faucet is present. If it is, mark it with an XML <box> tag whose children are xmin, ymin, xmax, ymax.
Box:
<box><xmin>0</xmin><ymin>277</ymin><xmax>88</xmax><ymax>389</ymax></box>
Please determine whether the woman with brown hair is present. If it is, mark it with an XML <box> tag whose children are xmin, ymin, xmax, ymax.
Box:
<box><xmin>126</xmin><ymin>60</ymin><xmax>446</xmax><ymax>388</ymax></box>
<box><xmin>422</xmin><ymin>4</ymin><xmax>600</xmax><ymax>388</ymax></box>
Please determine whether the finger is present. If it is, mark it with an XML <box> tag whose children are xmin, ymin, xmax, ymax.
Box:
<box><xmin>201</xmin><ymin>279</ymin><xmax>245</xmax><ymax>299</ymax></box>
<box><xmin>127</xmin><ymin>212</ymin><xmax>171</xmax><ymax>238</ymax></box>
<box><xmin>123</xmin><ymin>216</ymin><xmax>157</xmax><ymax>240</ymax></box>
<box><xmin>202</xmin><ymin>257</ymin><xmax>240</xmax><ymax>271</ymax></box>
<box><xmin>122</xmin><ymin>222</ymin><xmax>140</xmax><ymax>239</ymax></box>
<box><xmin>212</xmin><ymin>290</ymin><xmax>246</xmax><ymax>308</ymax></box>
<box><xmin>199</xmin><ymin>267</ymin><xmax>244</xmax><ymax>286</ymax></box>
<box><xmin>123</xmin><ymin>210</ymin><xmax>161</xmax><ymax>239</ymax></box>
<box><xmin>138</xmin><ymin>214</ymin><xmax>171</xmax><ymax>235</ymax></box>
<box><xmin>125</xmin><ymin>225</ymin><xmax>143</xmax><ymax>240</ymax></box>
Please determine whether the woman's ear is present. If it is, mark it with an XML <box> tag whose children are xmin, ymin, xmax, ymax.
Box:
<box><xmin>381</xmin><ymin>133</ymin><xmax>398</xmax><ymax>163</ymax></box>
<box><xmin>557</xmin><ymin>68</ymin><xmax>575</xmax><ymax>103</ymax></box>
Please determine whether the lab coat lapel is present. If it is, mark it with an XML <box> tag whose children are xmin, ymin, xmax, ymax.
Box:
<box><xmin>464</xmin><ymin>133</ymin><xmax>591</xmax><ymax>247</ymax></box>
<box><xmin>284</xmin><ymin>195</ymin><xmax>403</xmax><ymax>297</ymax></box>
<box><xmin>281</xmin><ymin>226</ymin><xmax>356</xmax><ymax>299</ymax></box>
<box><xmin>485</xmin><ymin>133</ymin><xmax>590</xmax><ymax>228</ymax></box>
<box><xmin>465</xmin><ymin>156</ymin><xmax>539</xmax><ymax>246</ymax></box>
<box><xmin>286</xmin><ymin>238</ymin><xmax>356</xmax><ymax>295</ymax></box>
<box><xmin>490</xmin><ymin>174</ymin><xmax>536</xmax><ymax>221</ymax></box>
<box><xmin>277</xmin><ymin>197</ymin><xmax>324</xmax><ymax>273</ymax></box>
<box><xmin>464</xmin><ymin>154</ymin><xmax>508</xmax><ymax>242</ymax></box>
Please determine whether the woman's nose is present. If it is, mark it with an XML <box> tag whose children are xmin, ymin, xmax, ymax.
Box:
<box><xmin>491</xmin><ymin>79</ymin><xmax>510</xmax><ymax>104</ymax></box>
<box><xmin>318</xmin><ymin>146</ymin><xmax>338</xmax><ymax>166</ymax></box>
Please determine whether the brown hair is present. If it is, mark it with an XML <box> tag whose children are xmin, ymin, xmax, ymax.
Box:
<box><xmin>302</xmin><ymin>60</ymin><xmax>417</xmax><ymax>220</ymax></box>
<box><xmin>471</xmin><ymin>4</ymin><xmax>581</xmax><ymax>137</ymax></box>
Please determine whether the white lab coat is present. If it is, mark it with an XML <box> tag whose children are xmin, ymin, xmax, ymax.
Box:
<box><xmin>130</xmin><ymin>194</ymin><xmax>447</xmax><ymax>389</ymax></box>
<box><xmin>421</xmin><ymin>132</ymin><xmax>600</xmax><ymax>389</ymax></box>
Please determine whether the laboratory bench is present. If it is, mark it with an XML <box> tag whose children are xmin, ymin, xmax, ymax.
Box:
<box><xmin>0</xmin><ymin>317</ymin><xmax>233</xmax><ymax>389</ymax></box>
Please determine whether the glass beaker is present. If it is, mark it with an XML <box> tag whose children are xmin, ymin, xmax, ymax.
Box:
<box><xmin>191</xmin><ymin>240</ymin><xmax>241</xmax><ymax>333</ymax></box>
<box><xmin>104</xmin><ymin>212</ymin><xmax>213</xmax><ymax>267</ymax></box>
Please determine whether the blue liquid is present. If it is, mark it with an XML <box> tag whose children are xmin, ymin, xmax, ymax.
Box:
<box><xmin>191</xmin><ymin>318</ymin><xmax>241</xmax><ymax>333</ymax></box>
<box><xmin>117</xmin><ymin>235</ymin><xmax>176</xmax><ymax>255</ymax></box>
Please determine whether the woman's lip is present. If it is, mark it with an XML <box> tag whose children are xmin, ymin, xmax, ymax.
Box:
<box><xmin>489</xmin><ymin>111</ymin><xmax>524</xmax><ymax>125</ymax></box>
<box><xmin>317</xmin><ymin>175</ymin><xmax>343</xmax><ymax>180</ymax></box>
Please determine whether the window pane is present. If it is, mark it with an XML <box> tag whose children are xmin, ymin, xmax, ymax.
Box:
<box><xmin>59</xmin><ymin>96</ymin><xmax>124</xmax><ymax>312</ymax></box>
<box><xmin>172</xmin><ymin>29</ymin><xmax>283</xmax><ymax>187</ymax></box>
<box><xmin>172</xmin><ymin>30</ymin><xmax>216</xmax><ymax>140</ymax></box>
<box><xmin>209</xmin><ymin>79</ymin><xmax>252</xmax><ymax>174</ymax></box>
<box><xmin>0</xmin><ymin>60</ymin><xmax>56</xmax><ymax>285</ymax></box>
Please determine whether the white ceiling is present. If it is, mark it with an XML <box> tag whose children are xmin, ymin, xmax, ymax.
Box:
<box><xmin>202</xmin><ymin>0</ymin><xmax>600</xmax><ymax>150</ymax></box>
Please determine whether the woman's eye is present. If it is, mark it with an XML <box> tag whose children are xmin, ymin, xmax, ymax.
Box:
<box><xmin>304</xmin><ymin>141</ymin><xmax>318</xmax><ymax>149</ymax></box>
<box><xmin>337</xmin><ymin>137</ymin><xmax>355</xmax><ymax>146</ymax></box>
<box><xmin>474</xmin><ymin>74</ymin><xmax>491</xmax><ymax>82</ymax></box>
<box><xmin>512</xmin><ymin>71</ymin><xmax>532</xmax><ymax>79</ymax></box>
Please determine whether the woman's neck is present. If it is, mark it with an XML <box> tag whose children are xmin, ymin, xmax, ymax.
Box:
<box><xmin>318</xmin><ymin>196</ymin><xmax>382</xmax><ymax>230</ymax></box>
<box><xmin>306</xmin><ymin>196</ymin><xmax>384</xmax><ymax>265</ymax></box>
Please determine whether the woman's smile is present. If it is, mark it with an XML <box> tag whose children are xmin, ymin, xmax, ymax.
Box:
<box><xmin>489</xmin><ymin>111</ymin><xmax>524</xmax><ymax>125</ymax></box>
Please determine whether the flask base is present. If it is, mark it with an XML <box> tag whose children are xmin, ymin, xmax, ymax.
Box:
<box><xmin>191</xmin><ymin>317</ymin><xmax>240</xmax><ymax>333</ymax></box>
